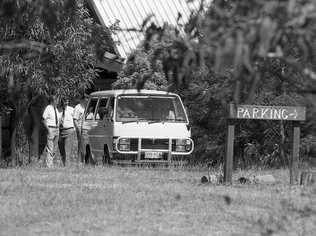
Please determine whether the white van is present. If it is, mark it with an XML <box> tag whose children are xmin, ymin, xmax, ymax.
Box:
<box><xmin>82</xmin><ymin>89</ymin><xmax>194</xmax><ymax>164</ymax></box>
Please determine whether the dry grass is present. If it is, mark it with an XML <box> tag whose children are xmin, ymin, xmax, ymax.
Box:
<box><xmin>0</xmin><ymin>166</ymin><xmax>315</xmax><ymax>236</ymax></box>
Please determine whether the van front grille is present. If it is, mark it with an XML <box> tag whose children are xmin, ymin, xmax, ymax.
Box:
<box><xmin>141</xmin><ymin>139</ymin><xmax>169</xmax><ymax>150</ymax></box>
<box><xmin>130</xmin><ymin>139</ymin><xmax>138</xmax><ymax>151</ymax></box>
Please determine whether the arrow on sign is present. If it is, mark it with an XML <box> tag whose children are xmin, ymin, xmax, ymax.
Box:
<box><xmin>288</xmin><ymin>109</ymin><xmax>298</xmax><ymax>119</ymax></box>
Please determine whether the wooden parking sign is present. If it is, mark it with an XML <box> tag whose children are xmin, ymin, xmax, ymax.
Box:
<box><xmin>230</xmin><ymin>105</ymin><xmax>306</xmax><ymax>121</ymax></box>
<box><xmin>224</xmin><ymin>104</ymin><xmax>306</xmax><ymax>184</ymax></box>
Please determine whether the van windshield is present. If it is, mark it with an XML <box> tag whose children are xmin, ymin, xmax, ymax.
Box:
<box><xmin>116</xmin><ymin>95</ymin><xmax>188</xmax><ymax>123</ymax></box>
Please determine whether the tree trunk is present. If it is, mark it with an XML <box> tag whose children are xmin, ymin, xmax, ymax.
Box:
<box><xmin>10</xmin><ymin>106</ymin><xmax>30</xmax><ymax>166</ymax></box>
<box><xmin>31</xmin><ymin>125</ymin><xmax>39</xmax><ymax>160</ymax></box>
<box><xmin>30</xmin><ymin>105</ymin><xmax>40</xmax><ymax>162</ymax></box>
<box><xmin>10</xmin><ymin>125</ymin><xmax>17</xmax><ymax>166</ymax></box>
<box><xmin>246</xmin><ymin>73</ymin><xmax>260</xmax><ymax>104</ymax></box>
<box><xmin>233</xmin><ymin>80</ymin><xmax>241</xmax><ymax>104</ymax></box>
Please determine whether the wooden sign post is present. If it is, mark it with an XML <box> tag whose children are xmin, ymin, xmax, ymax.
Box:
<box><xmin>225</xmin><ymin>104</ymin><xmax>306</xmax><ymax>184</ymax></box>
<box><xmin>224</xmin><ymin>116</ymin><xmax>235</xmax><ymax>184</ymax></box>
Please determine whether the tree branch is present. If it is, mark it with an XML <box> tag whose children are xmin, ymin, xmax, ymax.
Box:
<box><xmin>0</xmin><ymin>40</ymin><xmax>46</xmax><ymax>53</ymax></box>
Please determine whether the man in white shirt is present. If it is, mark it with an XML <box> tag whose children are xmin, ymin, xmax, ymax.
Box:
<box><xmin>73</xmin><ymin>94</ymin><xmax>88</xmax><ymax>164</ymax></box>
<box><xmin>58</xmin><ymin>98</ymin><xmax>75</xmax><ymax>166</ymax></box>
<box><xmin>42</xmin><ymin>94</ymin><xmax>61</xmax><ymax>168</ymax></box>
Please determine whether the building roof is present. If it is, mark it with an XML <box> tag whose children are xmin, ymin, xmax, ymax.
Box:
<box><xmin>85</xmin><ymin>0</ymin><xmax>124</xmax><ymax>72</ymax></box>
<box><xmin>88</xmin><ymin>0</ymin><xmax>210</xmax><ymax>59</ymax></box>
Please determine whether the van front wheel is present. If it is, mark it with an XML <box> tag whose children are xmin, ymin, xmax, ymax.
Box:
<box><xmin>103</xmin><ymin>144</ymin><xmax>111</xmax><ymax>166</ymax></box>
<box><xmin>85</xmin><ymin>145</ymin><xmax>96</xmax><ymax>165</ymax></box>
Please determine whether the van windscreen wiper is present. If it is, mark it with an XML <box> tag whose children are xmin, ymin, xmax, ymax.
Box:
<box><xmin>148</xmin><ymin>118</ymin><xmax>186</xmax><ymax>124</ymax></box>
<box><xmin>148</xmin><ymin>119</ymin><xmax>164</xmax><ymax>124</ymax></box>
<box><xmin>122</xmin><ymin>118</ymin><xmax>148</xmax><ymax>124</ymax></box>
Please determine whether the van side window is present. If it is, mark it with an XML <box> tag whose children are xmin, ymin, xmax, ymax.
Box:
<box><xmin>85</xmin><ymin>98</ymin><xmax>98</xmax><ymax>120</ymax></box>
<box><xmin>96</xmin><ymin>97</ymin><xmax>108</xmax><ymax>120</ymax></box>
<box><xmin>107</xmin><ymin>97</ymin><xmax>115</xmax><ymax>120</ymax></box>
<box><xmin>109</xmin><ymin>97</ymin><xmax>114</xmax><ymax>110</ymax></box>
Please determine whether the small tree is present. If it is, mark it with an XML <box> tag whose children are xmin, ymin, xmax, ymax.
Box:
<box><xmin>112</xmin><ymin>25</ymin><xmax>189</xmax><ymax>90</ymax></box>
<box><xmin>0</xmin><ymin>0</ymin><xmax>111</xmax><ymax>164</ymax></box>
<box><xmin>113</xmin><ymin>49</ymin><xmax>167</xmax><ymax>90</ymax></box>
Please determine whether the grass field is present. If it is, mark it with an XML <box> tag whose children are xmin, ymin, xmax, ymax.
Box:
<box><xmin>0</xmin><ymin>166</ymin><xmax>315</xmax><ymax>236</ymax></box>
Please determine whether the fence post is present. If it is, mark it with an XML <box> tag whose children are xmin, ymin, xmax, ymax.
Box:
<box><xmin>290</xmin><ymin>122</ymin><xmax>300</xmax><ymax>185</ymax></box>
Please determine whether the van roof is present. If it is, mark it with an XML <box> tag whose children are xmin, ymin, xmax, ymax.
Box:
<box><xmin>90</xmin><ymin>89</ymin><xmax>178</xmax><ymax>97</ymax></box>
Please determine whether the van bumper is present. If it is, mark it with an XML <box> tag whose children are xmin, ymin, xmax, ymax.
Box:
<box><xmin>113</xmin><ymin>137</ymin><xmax>194</xmax><ymax>163</ymax></box>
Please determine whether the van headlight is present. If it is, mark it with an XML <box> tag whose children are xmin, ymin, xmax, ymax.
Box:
<box><xmin>112</xmin><ymin>137</ymin><xmax>118</xmax><ymax>151</ymax></box>
<box><xmin>174</xmin><ymin>139</ymin><xmax>192</xmax><ymax>152</ymax></box>
<box><xmin>118</xmin><ymin>138</ymin><xmax>130</xmax><ymax>151</ymax></box>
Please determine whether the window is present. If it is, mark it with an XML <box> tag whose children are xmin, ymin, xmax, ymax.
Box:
<box><xmin>116</xmin><ymin>95</ymin><xmax>187</xmax><ymax>123</ymax></box>
<box><xmin>85</xmin><ymin>98</ymin><xmax>98</xmax><ymax>120</ymax></box>
<box><xmin>107</xmin><ymin>97</ymin><xmax>114</xmax><ymax>119</ymax></box>
<box><xmin>96</xmin><ymin>97</ymin><xmax>108</xmax><ymax>120</ymax></box>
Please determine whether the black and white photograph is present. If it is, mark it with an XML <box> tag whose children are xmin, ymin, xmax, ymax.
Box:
<box><xmin>0</xmin><ymin>0</ymin><xmax>315</xmax><ymax>235</ymax></box>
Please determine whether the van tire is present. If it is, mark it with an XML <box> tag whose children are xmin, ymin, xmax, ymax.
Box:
<box><xmin>103</xmin><ymin>144</ymin><xmax>111</xmax><ymax>165</ymax></box>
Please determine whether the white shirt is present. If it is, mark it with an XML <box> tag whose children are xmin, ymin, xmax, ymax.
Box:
<box><xmin>43</xmin><ymin>105</ymin><xmax>62</xmax><ymax>127</ymax></box>
<box><xmin>73</xmin><ymin>103</ymin><xmax>85</xmax><ymax>127</ymax></box>
<box><xmin>60</xmin><ymin>106</ymin><xmax>74</xmax><ymax>128</ymax></box>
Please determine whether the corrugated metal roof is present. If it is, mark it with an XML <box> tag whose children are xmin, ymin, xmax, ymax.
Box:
<box><xmin>89</xmin><ymin>0</ymin><xmax>210</xmax><ymax>59</ymax></box>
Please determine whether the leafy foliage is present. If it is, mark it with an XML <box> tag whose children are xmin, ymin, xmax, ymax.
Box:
<box><xmin>117</xmin><ymin>0</ymin><xmax>316</xmax><ymax>166</ymax></box>
<box><xmin>143</xmin><ymin>0</ymin><xmax>316</xmax><ymax>101</ymax></box>
<box><xmin>0</xmin><ymin>0</ymin><xmax>111</xmax><ymax>163</ymax></box>
<box><xmin>113</xmin><ymin>26</ymin><xmax>185</xmax><ymax>90</ymax></box>
<box><xmin>0</xmin><ymin>0</ymin><xmax>101</xmax><ymax>103</ymax></box>
<box><xmin>113</xmin><ymin>49</ymin><xmax>167</xmax><ymax>90</ymax></box>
